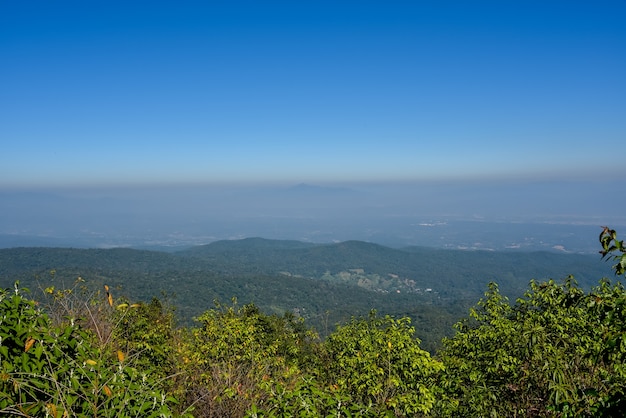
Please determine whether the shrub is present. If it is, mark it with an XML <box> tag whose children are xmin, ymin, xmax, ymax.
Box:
<box><xmin>321</xmin><ymin>311</ymin><xmax>443</xmax><ymax>416</ymax></box>
<box><xmin>437</xmin><ymin>278</ymin><xmax>626</xmax><ymax>417</ymax></box>
<box><xmin>176</xmin><ymin>299</ymin><xmax>320</xmax><ymax>417</ymax></box>
<box><xmin>0</xmin><ymin>283</ymin><xmax>176</xmax><ymax>417</ymax></box>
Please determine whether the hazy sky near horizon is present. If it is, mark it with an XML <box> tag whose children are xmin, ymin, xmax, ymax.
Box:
<box><xmin>2</xmin><ymin>1</ymin><xmax>625</xmax><ymax>188</ymax></box>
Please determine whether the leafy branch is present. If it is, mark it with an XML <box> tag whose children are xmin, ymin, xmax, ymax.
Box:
<box><xmin>599</xmin><ymin>227</ymin><xmax>626</xmax><ymax>276</ymax></box>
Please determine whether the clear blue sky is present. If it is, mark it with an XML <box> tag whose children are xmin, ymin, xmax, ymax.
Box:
<box><xmin>2</xmin><ymin>1</ymin><xmax>625</xmax><ymax>188</ymax></box>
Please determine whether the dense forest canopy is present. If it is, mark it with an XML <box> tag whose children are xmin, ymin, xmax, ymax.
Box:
<box><xmin>0</xmin><ymin>239</ymin><xmax>613</xmax><ymax>351</ymax></box>
<box><xmin>0</xmin><ymin>228</ymin><xmax>625</xmax><ymax>416</ymax></box>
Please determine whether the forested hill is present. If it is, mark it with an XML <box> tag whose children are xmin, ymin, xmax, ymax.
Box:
<box><xmin>176</xmin><ymin>238</ymin><xmax>611</xmax><ymax>295</ymax></box>
<box><xmin>0</xmin><ymin>238</ymin><xmax>616</xmax><ymax>351</ymax></box>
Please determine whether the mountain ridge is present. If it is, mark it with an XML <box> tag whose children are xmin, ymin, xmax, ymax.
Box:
<box><xmin>0</xmin><ymin>237</ymin><xmax>615</xmax><ymax>352</ymax></box>
<box><xmin>2</xmin><ymin>237</ymin><xmax>612</xmax><ymax>297</ymax></box>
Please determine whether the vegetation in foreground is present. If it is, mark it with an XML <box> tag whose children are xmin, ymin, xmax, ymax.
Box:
<box><xmin>1</xmin><ymin>227</ymin><xmax>625</xmax><ymax>416</ymax></box>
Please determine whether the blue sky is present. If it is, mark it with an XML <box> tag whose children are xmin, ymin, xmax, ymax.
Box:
<box><xmin>2</xmin><ymin>1</ymin><xmax>625</xmax><ymax>188</ymax></box>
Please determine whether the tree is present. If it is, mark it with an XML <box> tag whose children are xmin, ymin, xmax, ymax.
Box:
<box><xmin>321</xmin><ymin>311</ymin><xmax>443</xmax><ymax>416</ymax></box>
<box><xmin>176</xmin><ymin>299</ymin><xmax>320</xmax><ymax>418</ymax></box>
<box><xmin>436</xmin><ymin>277</ymin><xmax>626</xmax><ymax>417</ymax></box>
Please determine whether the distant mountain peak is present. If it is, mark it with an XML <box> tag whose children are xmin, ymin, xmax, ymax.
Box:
<box><xmin>180</xmin><ymin>237</ymin><xmax>318</xmax><ymax>255</ymax></box>
<box><xmin>287</xmin><ymin>183</ymin><xmax>353</xmax><ymax>194</ymax></box>
<box><xmin>292</xmin><ymin>182</ymin><xmax>315</xmax><ymax>189</ymax></box>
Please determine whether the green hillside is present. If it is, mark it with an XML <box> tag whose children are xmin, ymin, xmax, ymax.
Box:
<box><xmin>1</xmin><ymin>228</ymin><xmax>626</xmax><ymax>416</ymax></box>
<box><xmin>177</xmin><ymin>238</ymin><xmax>611</xmax><ymax>297</ymax></box>
<box><xmin>0</xmin><ymin>239</ymin><xmax>614</xmax><ymax>352</ymax></box>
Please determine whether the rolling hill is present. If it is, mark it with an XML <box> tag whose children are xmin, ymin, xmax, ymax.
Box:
<box><xmin>0</xmin><ymin>238</ymin><xmax>616</xmax><ymax>352</ymax></box>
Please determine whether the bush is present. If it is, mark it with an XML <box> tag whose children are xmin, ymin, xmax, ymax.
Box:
<box><xmin>0</xmin><ymin>283</ymin><xmax>177</xmax><ymax>417</ymax></box>
<box><xmin>437</xmin><ymin>278</ymin><xmax>626</xmax><ymax>416</ymax></box>
<box><xmin>321</xmin><ymin>311</ymin><xmax>442</xmax><ymax>416</ymax></box>
<box><xmin>176</xmin><ymin>299</ymin><xmax>320</xmax><ymax>417</ymax></box>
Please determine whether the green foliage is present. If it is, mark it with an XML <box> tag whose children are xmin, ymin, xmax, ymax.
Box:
<box><xmin>321</xmin><ymin>311</ymin><xmax>443</xmax><ymax>416</ymax></box>
<box><xmin>245</xmin><ymin>374</ymin><xmax>358</xmax><ymax>417</ymax></box>
<box><xmin>437</xmin><ymin>278</ymin><xmax>626</xmax><ymax>417</ymax></box>
<box><xmin>0</xmin><ymin>240</ymin><xmax>611</xmax><ymax>352</ymax></box>
<box><xmin>113</xmin><ymin>296</ymin><xmax>178</xmax><ymax>382</ymax></box>
<box><xmin>247</xmin><ymin>311</ymin><xmax>442</xmax><ymax>417</ymax></box>
<box><xmin>176</xmin><ymin>299</ymin><xmax>321</xmax><ymax>417</ymax></box>
<box><xmin>0</xmin><ymin>283</ymin><xmax>176</xmax><ymax>417</ymax></box>
<box><xmin>2</xmin><ymin>229</ymin><xmax>626</xmax><ymax>417</ymax></box>
<box><xmin>600</xmin><ymin>226</ymin><xmax>626</xmax><ymax>276</ymax></box>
